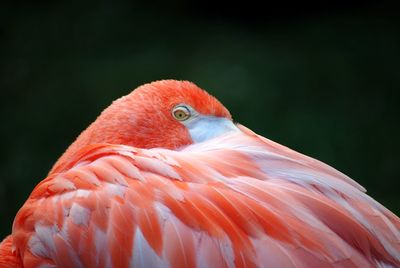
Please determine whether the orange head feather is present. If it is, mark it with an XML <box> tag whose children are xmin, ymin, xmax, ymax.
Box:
<box><xmin>50</xmin><ymin>80</ymin><xmax>231</xmax><ymax>174</ymax></box>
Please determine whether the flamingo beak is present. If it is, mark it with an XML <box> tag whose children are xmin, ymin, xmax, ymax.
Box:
<box><xmin>184</xmin><ymin>116</ymin><xmax>240</xmax><ymax>143</ymax></box>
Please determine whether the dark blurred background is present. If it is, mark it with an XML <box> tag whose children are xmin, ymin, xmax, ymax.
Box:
<box><xmin>0</xmin><ymin>0</ymin><xmax>399</xmax><ymax>238</ymax></box>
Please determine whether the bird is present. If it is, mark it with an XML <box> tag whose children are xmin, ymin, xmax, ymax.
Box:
<box><xmin>0</xmin><ymin>80</ymin><xmax>399</xmax><ymax>268</ymax></box>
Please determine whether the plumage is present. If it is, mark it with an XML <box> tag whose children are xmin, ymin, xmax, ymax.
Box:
<box><xmin>0</xmin><ymin>80</ymin><xmax>399</xmax><ymax>268</ymax></box>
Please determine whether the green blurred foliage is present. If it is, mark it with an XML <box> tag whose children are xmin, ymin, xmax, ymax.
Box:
<box><xmin>0</xmin><ymin>1</ymin><xmax>399</xmax><ymax>238</ymax></box>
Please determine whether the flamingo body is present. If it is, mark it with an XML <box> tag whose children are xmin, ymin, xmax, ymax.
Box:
<box><xmin>0</xmin><ymin>80</ymin><xmax>399</xmax><ymax>267</ymax></box>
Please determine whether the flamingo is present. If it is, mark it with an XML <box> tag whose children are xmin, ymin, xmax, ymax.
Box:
<box><xmin>0</xmin><ymin>80</ymin><xmax>399</xmax><ymax>268</ymax></box>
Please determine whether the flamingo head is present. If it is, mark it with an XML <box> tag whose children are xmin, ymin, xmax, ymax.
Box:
<box><xmin>103</xmin><ymin>79</ymin><xmax>238</xmax><ymax>149</ymax></box>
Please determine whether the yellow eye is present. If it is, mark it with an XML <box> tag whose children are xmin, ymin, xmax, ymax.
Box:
<box><xmin>172</xmin><ymin>105</ymin><xmax>191</xmax><ymax>121</ymax></box>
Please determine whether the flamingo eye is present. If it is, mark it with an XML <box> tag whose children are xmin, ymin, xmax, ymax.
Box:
<box><xmin>172</xmin><ymin>105</ymin><xmax>191</xmax><ymax>121</ymax></box>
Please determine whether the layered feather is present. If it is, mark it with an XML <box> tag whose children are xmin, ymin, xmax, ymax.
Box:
<box><xmin>8</xmin><ymin>127</ymin><xmax>399</xmax><ymax>267</ymax></box>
